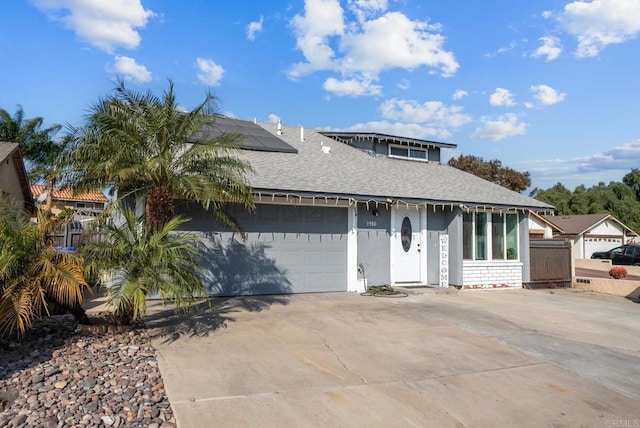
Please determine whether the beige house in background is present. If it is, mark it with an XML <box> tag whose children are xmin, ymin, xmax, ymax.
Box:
<box><xmin>539</xmin><ymin>213</ymin><xmax>637</xmax><ymax>259</ymax></box>
<box><xmin>0</xmin><ymin>142</ymin><xmax>33</xmax><ymax>212</ymax></box>
<box><xmin>30</xmin><ymin>184</ymin><xmax>108</xmax><ymax>247</ymax></box>
<box><xmin>528</xmin><ymin>210</ymin><xmax>562</xmax><ymax>240</ymax></box>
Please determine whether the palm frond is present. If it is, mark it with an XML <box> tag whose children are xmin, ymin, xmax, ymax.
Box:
<box><xmin>65</xmin><ymin>79</ymin><xmax>254</xmax><ymax>231</ymax></box>
<box><xmin>0</xmin><ymin>197</ymin><xmax>88</xmax><ymax>337</ymax></box>
<box><xmin>82</xmin><ymin>207</ymin><xmax>205</xmax><ymax>324</ymax></box>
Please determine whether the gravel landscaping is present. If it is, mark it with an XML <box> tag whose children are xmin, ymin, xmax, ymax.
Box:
<box><xmin>0</xmin><ymin>314</ymin><xmax>175</xmax><ymax>427</ymax></box>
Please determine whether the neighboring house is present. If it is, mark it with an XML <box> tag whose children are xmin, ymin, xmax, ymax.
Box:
<box><xmin>30</xmin><ymin>184</ymin><xmax>108</xmax><ymax>247</ymax></box>
<box><xmin>0</xmin><ymin>142</ymin><xmax>33</xmax><ymax>212</ymax></box>
<box><xmin>176</xmin><ymin>116</ymin><xmax>554</xmax><ymax>295</ymax></box>
<box><xmin>528</xmin><ymin>210</ymin><xmax>562</xmax><ymax>240</ymax></box>
<box><xmin>540</xmin><ymin>213</ymin><xmax>637</xmax><ymax>259</ymax></box>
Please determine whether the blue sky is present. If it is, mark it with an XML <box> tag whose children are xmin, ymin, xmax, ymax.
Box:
<box><xmin>2</xmin><ymin>0</ymin><xmax>639</xmax><ymax>192</ymax></box>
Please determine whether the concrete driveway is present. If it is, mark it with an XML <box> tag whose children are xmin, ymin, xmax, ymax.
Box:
<box><xmin>147</xmin><ymin>289</ymin><xmax>640</xmax><ymax>427</ymax></box>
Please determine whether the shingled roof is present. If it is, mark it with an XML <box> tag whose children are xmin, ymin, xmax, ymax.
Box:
<box><xmin>541</xmin><ymin>213</ymin><xmax>637</xmax><ymax>236</ymax></box>
<box><xmin>232</xmin><ymin>121</ymin><xmax>553</xmax><ymax>212</ymax></box>
<box><xmin>30</xmin><ymin>184</ymin><xmax>108</xmax><ymax>203</ymax></box>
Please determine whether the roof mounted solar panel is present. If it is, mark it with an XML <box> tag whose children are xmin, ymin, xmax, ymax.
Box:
<box><xmin>320</xmin><ymin>131</ymin><xmax>456</xmax><ymax>150</ymax></box>
<box><xmin>192</xmin><ymin>116</ymin><xmax>298</xmax><ymax>154</ymax></box>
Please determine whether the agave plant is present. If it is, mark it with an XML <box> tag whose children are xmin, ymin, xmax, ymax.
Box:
<box><xmin>0</xmin><ymin>197</ymin><xmax>88</xmax><ymax>337</ymax></box>
<box><xmin>82</xmin><ymin>207</ymin><xmax>207</xmax><ymax>324</ymax></box>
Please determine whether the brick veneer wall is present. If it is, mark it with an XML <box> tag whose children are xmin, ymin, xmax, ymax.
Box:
<box><xmin>462</xmin><ymin>262</ymin><xmax>523</xmax><ymax>289</ymax></box>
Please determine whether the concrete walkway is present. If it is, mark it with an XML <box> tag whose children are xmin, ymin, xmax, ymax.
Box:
<box><xmin>146</xmin><ymin>289</ymin><xmax>640</xmax><ymax>427</ymax></box>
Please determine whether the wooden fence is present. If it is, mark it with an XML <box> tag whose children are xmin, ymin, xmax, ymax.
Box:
<box><xmin>528</xmin><ymin>239</ymin><xmax>572</xmax><ymax>288</ymax></box>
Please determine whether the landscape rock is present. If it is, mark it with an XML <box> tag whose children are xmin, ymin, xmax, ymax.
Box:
<box><xmin>0</xmin><ymin>313</ymin><xmax>174</xmax><ymax>427</ymax></box>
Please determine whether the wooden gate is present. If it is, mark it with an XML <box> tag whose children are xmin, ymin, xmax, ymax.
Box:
<box><xmin>528</xmin><ymin>240</ymin><xmax>572</xmax><ymax>288</ymax></box>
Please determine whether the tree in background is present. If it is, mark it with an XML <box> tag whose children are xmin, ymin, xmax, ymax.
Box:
<box><xmin>448</xmin><ymin>154</ymin><xmax>531</xmax><ymax>193</ymax></box>
<box><xmin>0</xmin><ymin>105</ymin><xmax>71</xmax><ymax>212</ymax></box>
<box><xmin>623</xmin><ymin>169</ymin><xmax>640</xmax><ymax>201</ymax></box>
<box><xmin>67</xmin><ymin>79</ymin><xmax>254</xmax><ymax>231</ymax></box>
<box><xmin>529</xmin><ymin>183</ymin><xmax>573</xmax><ymax>214</ymax></box>
<box><xmin>0</xmin><ymin>105</ymin><xmax>61</xmax><ymax>172</ymax></box>
<box><xmin>29</xmin><ymin>134</ymin><xmax>75</xmax><ymax>212</ymax></box>
<box><xmin>532</xmin><ymin>176</ymin><xmax>640</xmax><ymax>233</ymax></box>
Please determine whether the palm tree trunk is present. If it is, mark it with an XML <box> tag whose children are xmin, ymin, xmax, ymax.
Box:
<box><xmin>67</xmin><ymin>302</ymin><xmax>91</xmax><ymax>325</ymax></box>
<box><xmin>145</xmin><ymin>186</ymin><xmax>174</xmax><ymax>231</ymax></box>
<box><xmin>44</xmin><ymin>293</ymin><xmax>92</xmax><ymax>325</ymax></box>
<box><xmin>44</xmin><ymin>180</ymin><xmax>54</xmax><ymax>213</ymax></box>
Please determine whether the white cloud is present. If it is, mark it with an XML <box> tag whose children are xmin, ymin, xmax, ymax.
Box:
<box><xmin>560</xmin><ymin>0</ymin><xmax>640</xmax><ymax>57</ymax></box>
<box><xmin>452</xmin><ymin>89</ymin><xmax>468</xmax><ymax>100</ymax></box>
<box><xmin>471</xmin><ymin>114</ymin><xmax>528</xmax><ymax>141</ymax></box>
<box><xmin>267</xmin><ymin>114</ymin><xmax>281</xmax><ymax>123</ymax></box>
<box><xmin>489</xmin><ymin>88</ymin><xmax>516</xmax><ymax>107</ymax></box>
<box><xmin>247</xmin><ymin>16</ymin><xmax>264</xmax><ymax>41</ymax></box>
<box><xmin>542</xmin><ymin>10</ymin><xmax>553</xmax><ymax>19</ymax></box>
<box><xmin>484</xmin><ymin>40</ymin><xmax>518</xmax><ymax>57</ymax></box>
<box><xmin>332</xmin><ymin>120</ymin><xmax>452</xmax><ymax>140</ymax></box>
<box><xmin>32</xmin><ymin>0</ymin><xmax>154</xmax><ymax>53</ymax></box>
<box><xmin>195</xmin><ymin>57</ymin><xmax>224</xmax><ymax>86</ymax></box>
<box><xmin>323</xmin><ymin>77</ymin><xmax>382</xmax><ymax>96</ymax></box>
<box><xmin>289</xmin><ymin>1</ymin><xmax>458</xmax><ymax>96</ymax></box>
<box><xmin>380</xmin><ymin>98</ymin><xmax>471</xmax><ymax>128</ymax></box>
<box><xmin>339</xmin><ymin>12</ymin><xmax>458</xmax><ymax>77</ymax></box>
<box><xmin>110</xmin><ymin>55</ymin><xmax>152</xmax><ymax>82</ymax></box>
<box><xmin>327</xmin><ymin>95</ymin><xmax>473</xmax><ymax>141</ymax></box>
<box><xmin>397</xmin><ymin>79</ymin><xmax>410</xmax><ymax>90</ymax></box>
<box><xmin>525</xmin><ymin>140</ymin><xmax>640</xmax><ymax>187</ymax></box>
<box><xmin>531</xmin><ymin>36</ymin><xmax>562</xmax><ymax>61</ymax></box>
<box><xmin>574</xmin><ymin>140</ymin><xmax>640</xmax><ymax>171</ymax></box>
<box><xmin>348</xmin><ymin>0</ymin><xmax>388</xmax><ymax>22</ymax></box>
<box><xmin>530</xmin><ymin>84</ymin><xmax>566</xmax><ymax>106</ymax></box>
<box><xmin>289</xmin><ymin>0</ymin><xmax>345</xmax><ymax>78</ymax></box>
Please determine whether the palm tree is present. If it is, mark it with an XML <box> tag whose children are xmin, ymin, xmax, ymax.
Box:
<box><xmin>30</xmin><ymin>134</ymin><xmax>75</xmax><ymax>212</ymax></box>
<box><xmin>0</xmin><ymin>196</ymin><xmax>88</xmax><ymax>337</ymax></box>
<box><xmin>0</xmin><ymin>105</ymin><xmax>61</xmax><ymax>168</ymax></box>
<box><xmin>67</xmin><ymin>80</ymin><xmax>254</xmax><ymax>231</ymax></box>
<box><xmin>82</xmin><ymin>207</ymin><xmax>207</xmax><ymax>324</ymax></box>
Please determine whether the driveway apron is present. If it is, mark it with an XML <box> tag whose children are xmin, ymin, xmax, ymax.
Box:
<box><xmin>149</xmin><ymin>290</ymin><xmax>640</xmax><ymax>427</ymax></box>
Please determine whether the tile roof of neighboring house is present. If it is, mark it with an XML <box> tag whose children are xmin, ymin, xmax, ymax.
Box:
<box><xmin>232</xmin><ymin>121</ymin><xmax>553</xmax><ymax>211</ymax></box>
<box><xmin>541</xmin><ymin>213</ymin><xmax>637</xmax><ymax>236</ymax></box>
<box><xmin>30</xmin><ymin>184</ymin><xmax>108</xmax><ymax>203</ymax></box>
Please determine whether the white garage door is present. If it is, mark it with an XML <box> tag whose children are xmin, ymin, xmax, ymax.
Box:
<box><xmin>585</xmin><ymin>236</ymin><xmax>622</xmax><ymax>258</ymax></box>
<box><xmin>188</xmin><ymin>204</ymin><xmax>348</xmax><ymax>295</ymax></box>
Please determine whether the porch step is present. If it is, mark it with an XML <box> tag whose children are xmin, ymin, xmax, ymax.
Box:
<box><xmin>394</xmin><ymin>286</ymin><xmax>459</xmax><ymax>296</ymax></box>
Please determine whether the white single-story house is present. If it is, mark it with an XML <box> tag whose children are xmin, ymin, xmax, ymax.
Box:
<box><xmin>0</xmin><ymin>142</ymin><xmax>33</xmax><ymax>212</ymax></box>
<box><xmin>539</xmin><ymin>213</ymin><xmax>637</xmax><ymax>259</ymax></box>
<box><xmin>177</xmin><ymin>117</ymin><xmax>554</xmax><ymax>295</ymax></box>
<box><xmin>528</xmin><ymin>211</ymin><xmax>562</xmax><ymax>240</ymax></box>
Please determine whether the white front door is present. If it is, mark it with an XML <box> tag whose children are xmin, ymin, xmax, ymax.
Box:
<box><xmin>394</xmin><ymin>207</ymin><xmax>422</xmax><ymax>282</ymax></box>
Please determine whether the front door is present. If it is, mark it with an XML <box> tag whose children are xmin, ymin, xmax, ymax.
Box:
<box><xmin>394</xmin><ymin>207</ymin><xmax>421</xmax><ymax>282</ymax></box>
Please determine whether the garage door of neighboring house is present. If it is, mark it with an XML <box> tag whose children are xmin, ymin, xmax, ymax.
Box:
<box><xmin>584</xmin><ymin>236</ymin><xmax>622</xmax><ymax>258</ymax></box>
<box><xmin>189</xmin><ymin>204</ymin><xmax>348</xmax><ymax>295</ymax></box>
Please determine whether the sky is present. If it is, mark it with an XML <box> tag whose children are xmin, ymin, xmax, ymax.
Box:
<box><xmin>1</xmin><ymin>0</ymin><xmax>639</xmax><ymax>192</ymax></box>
